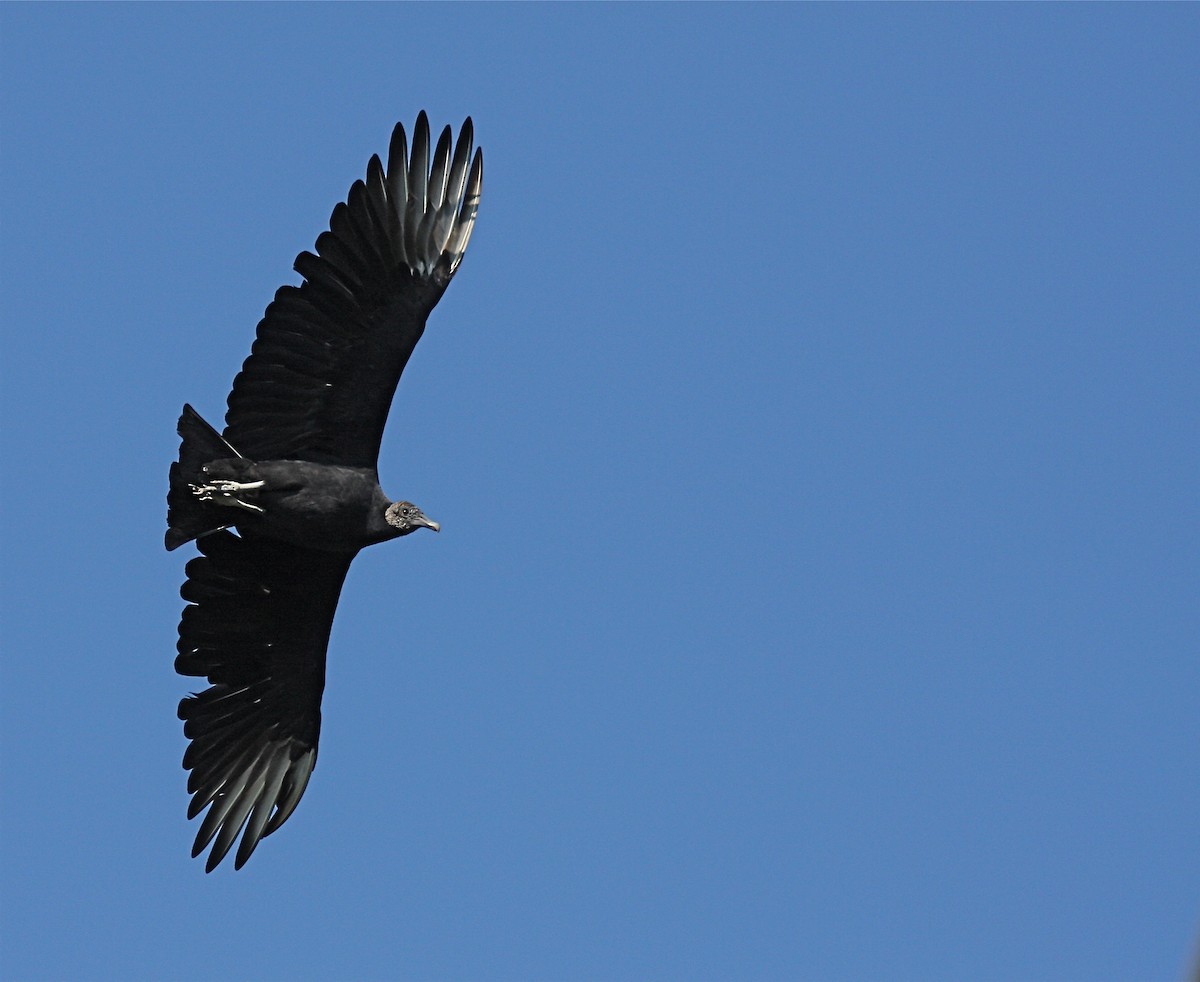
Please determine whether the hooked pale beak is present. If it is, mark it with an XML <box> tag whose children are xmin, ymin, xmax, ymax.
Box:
<box><xmin>417</xmin><ymin>517</ymin><xmax>441</xmax><ymax>532</ymax></box>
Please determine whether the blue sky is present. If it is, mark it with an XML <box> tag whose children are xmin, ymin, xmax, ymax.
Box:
<box><xmin>2</xmin><ymin>5</ymin><xmax>1197</xmax><ymax>980</ymax></box>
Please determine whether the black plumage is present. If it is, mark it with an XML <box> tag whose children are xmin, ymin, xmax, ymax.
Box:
<box><xmin>165</xmin><ymin>113</ymin><xmax>482</xmax><ymax>871</ymax></box>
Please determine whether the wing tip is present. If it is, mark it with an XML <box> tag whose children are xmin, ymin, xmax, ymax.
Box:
<box><xmin>391</xmin><ymin>112</ymin><xmax>484</xmax><ymax>281</ymax></box>
<box><xmin>185</xmin><ymin>742</ymin><xmax>317</xmax><ymax>872</ymax></box>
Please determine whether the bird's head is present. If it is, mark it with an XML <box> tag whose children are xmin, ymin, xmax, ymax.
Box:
<box><xmin>385</xmin><ymin>501</ymin><xmax>441</xmax><ymax>536</ymax></box>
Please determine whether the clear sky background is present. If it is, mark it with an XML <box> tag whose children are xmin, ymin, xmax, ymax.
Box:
<box><xmin>2</xmin><ymin>6</ymin><xmax>1197</xmax><ymax>981</ymax></box>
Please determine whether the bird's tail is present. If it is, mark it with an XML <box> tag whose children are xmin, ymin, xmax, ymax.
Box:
<box><xmin>165</xmin><ymin>405</ymin><xmax>243</xmax><ymax>551</ymax></box>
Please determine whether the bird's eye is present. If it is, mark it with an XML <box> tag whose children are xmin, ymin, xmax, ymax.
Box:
<box><xmin>402</xmin><ymin>507</ymin><xmax>412</xmax><ymax>516</ymax></box>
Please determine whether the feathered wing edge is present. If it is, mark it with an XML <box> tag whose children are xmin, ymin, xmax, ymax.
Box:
<box><xmin>179</xmin><ymin>696</ymin><xmax>317</xmax><ymax>872</ymax></box>
<box><xmin>388</xmin><ymin>111</ymin><xmax>484</xmax><ymax>283</ymax></box>
<box><xmin>175</xmin><ymin>531</ymin><xmax>351</xmax><ymax>871</ymax></box>
<box><xmin>222</xmin><ymin>113</ymin><xmax>484</xmax><ymax>467</ymax></box>
<box><xmin>295</xmin><ymin>112</ymin><xmax>483</xmax><ymax>299</ymax></box>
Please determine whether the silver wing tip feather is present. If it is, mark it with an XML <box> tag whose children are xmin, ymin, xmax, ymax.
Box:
<box><xmin>187</xmin><ymin>740</ymin><xmax>316</xmax><ymax>872</ymax></box>
<box><xmin>441</xmin><ymin>147</ymin><xmax>483</xmax><ymax>279</ymax></box>
<box><xmin>386</xmin><ymin>114</ymin><xmax>484</xmax><ymax>282</ymax></box>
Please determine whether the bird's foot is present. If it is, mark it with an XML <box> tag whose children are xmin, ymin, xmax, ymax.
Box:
<box><xmin>190</xmin><ymin>480</ymin><xmax>266</xmax><ymax>513</ymax></box>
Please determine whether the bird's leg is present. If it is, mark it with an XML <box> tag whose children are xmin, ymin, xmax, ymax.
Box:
<box><xmin>191</xmin><ymin>480</ymin><xmax>266</xmax><ymax>513</ymax></box>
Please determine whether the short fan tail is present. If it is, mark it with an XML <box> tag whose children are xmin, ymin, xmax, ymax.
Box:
<box><xmin>165</xmin><ymin>405</ymin><xmax>242</xmax><ymax>551</ymax></box>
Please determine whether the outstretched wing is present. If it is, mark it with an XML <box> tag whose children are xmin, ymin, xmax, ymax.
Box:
<box><xmin>175</xmin><ymin>530</ymin><xmax>353</xmax><ymax>871</ymax></box>
<box><xmin>224</xmin><ymin>113</ymin><xmax>483</xmax><ymax>468</ymax></box>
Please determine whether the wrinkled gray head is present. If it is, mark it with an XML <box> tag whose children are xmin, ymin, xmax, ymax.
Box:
<box><xmin>385</xmin><ymin>500</ymin><xmax>440</xmax><ymax>535</ymax></box>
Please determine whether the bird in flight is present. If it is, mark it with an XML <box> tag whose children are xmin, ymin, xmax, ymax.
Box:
<box><xmin>165</xmin><ymin>113</ymin><xmax>483</xmax><ymax>871</ymax></box>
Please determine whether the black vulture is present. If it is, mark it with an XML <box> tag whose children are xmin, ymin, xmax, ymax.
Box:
<box><xmin>165</xmin><ymin>113</ymin><xmax>483</xmax><ymax>871</ymax></box>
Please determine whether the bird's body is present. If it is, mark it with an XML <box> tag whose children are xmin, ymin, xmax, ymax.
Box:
<box><xmin>174</xmin><ymin>437</ymin><xmax>432</xmax><ymax>552</ymax></box>
<box><xmin>244</xmin><ymin>463</ymin><xmax>414</xmax><ymax>551</ymax></box>
<box><xmin>166</xmin><ymin>113</ymin><xmax>482</xmax><ymax>871</ymax></box>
